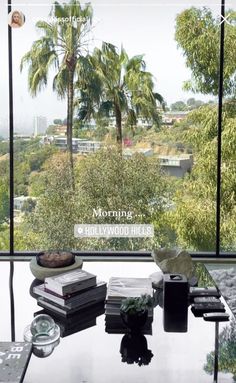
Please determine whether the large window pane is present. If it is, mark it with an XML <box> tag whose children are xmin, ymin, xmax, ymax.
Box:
<box><xmin>2</xmin><ymin>0</ymin><xmax>226</xmax><ymax>253</ymax></box>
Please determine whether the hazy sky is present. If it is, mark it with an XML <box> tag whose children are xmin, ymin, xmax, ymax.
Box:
<box><xmin>0</xmin><ymin>0</ymin><xmax>226</xmax><ymax>135</ymax></box>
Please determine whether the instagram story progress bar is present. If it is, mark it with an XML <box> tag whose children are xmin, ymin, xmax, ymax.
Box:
<box><xmin>74</xmin><ymin>224</ymin><xmax>154</xmax><ymax>238</ymax></box>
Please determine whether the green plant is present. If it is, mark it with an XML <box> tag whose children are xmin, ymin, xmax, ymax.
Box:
<box><xmin>120</xmin><ymin>294</ymin><xmax>153</xmax><ymax>315</ymax></box>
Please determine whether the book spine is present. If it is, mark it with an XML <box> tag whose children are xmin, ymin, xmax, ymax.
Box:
<box><xmin>47</xmin><ymin>277</ymin><xmax>97</xmax><ymax>296</ymax></box>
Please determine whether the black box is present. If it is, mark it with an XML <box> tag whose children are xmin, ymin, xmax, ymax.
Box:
<box><xmin>163</xmin><ymin>274</ymin><xmax>189</xmax><ymax>332</ymax></box>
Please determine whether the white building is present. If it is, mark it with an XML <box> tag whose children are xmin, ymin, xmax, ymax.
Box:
<box><xmin>14</xmin><ymin>196</ymin><xmax>37</xmax><ymax>211</ymax></box>
<box><xmin>49</xmin><ymin>136</ymin><xmax>102</xmax><ymax>154</ymax></box>
<box><xmin>158</xmin><ymin>155</ymin><xmax>193</xmax><ymax>178</ymax></box>
<box><xmin>34</xmin><ymin>116</ymin><xmax>47</xmax><ymax>136</ymax></box>
<box><xmin>162</xmin><ymin>111</ymin><xmax>189</xmax><ymax>126</ymax></box>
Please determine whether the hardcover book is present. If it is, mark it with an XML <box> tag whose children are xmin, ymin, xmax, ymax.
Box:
<box><xmin>35</xmin><ymin>303</ymin><xmax>105</xmax><ymax>337</ymax></box>
<box><xmin>0</xmin><ymin>342</ymin><xmax>32</xmax><ymax>383</ymax></box>
<box><xmin>105</xmin><ymin>304</ymin><xmax>153</xmax><ymax>318</ymax></box>
<box><xmin>59</xmin><ymin>319</ymin><xmax>97</xmax><ymax>337</ymax></box>
<box><xmin>34</xmin><ymin>281</ymin><xmax>106</xmax><ymax>307</ymax></box>
<box><xmin>106</xmin><ymin>277</ymin><xmax>153</xmax><ymax>302</ymax></box>
<box><xmin>37</xmin><ymin>295</ymin><xmax>105</xmax><ymax>317</ymax></box>
<box><xmin>105</xmin><ymin>324</ymin><xmax>152</xmax><ymax>335</ymax></box>
<box><xmin>44</xmin><ymin>269</ymin><xmax>97</xmax><ymax>295</ymax></box>
<box><xmin>105</xmin><ymin>316</ymin><xmax>153</xmax><ymax>328</ymax></box>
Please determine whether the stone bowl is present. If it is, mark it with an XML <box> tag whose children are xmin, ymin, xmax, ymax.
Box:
<box><xmin>30</xmin><ymin>252</ymin><xmax>83</xmax><ymax>281</ymax></box>
<box><xmin>36</xmin><ymin>251</ymin><xmax>75</xmax><ymax>268</ymax></box>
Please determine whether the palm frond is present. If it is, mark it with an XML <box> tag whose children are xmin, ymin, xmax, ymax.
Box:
<box><xmin>53</xmin><ymin>64</ymin><xmax>68</xmax><ymax>98</ymax></box>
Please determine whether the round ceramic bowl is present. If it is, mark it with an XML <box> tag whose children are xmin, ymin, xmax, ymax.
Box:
<box><xmin>30</xmin><ymin>255</ymin><xmax>83</xmax><ymax>281</ymax></box>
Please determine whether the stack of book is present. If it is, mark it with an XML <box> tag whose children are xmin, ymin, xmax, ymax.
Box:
<box><xmin>35</xmin><ymin>302</ymin><xmax>105</xmax><ymax>338</ymax></box>
<box><xmin>33</xmin><ymin>269</ymin><xmax>107</xmax><ymax>319</ymax></box>
<box><xmin>105</xmin><ymin>277</ymin><xmax>154</xmax><ymax>334</ymax></box>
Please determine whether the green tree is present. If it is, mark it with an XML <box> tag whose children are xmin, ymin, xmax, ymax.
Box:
<box><xmin>0</xmin><ymin>141</ymin><xmax>9</xmax><ymax>156</ymax></box>
<box><xmin>29</xmin><ymin>168</ymin><xmax>50</xmax><ymax>197</ymax></box>
<box><xmin>22</xmin><ymin>198</ymin><xmax>37</xmax><ymax>214</ymax></box>
<box><xmin>14</xmin><ymin>161</ymin><xmax>31</xmax><ymax>196</ymax></box>
<box><xmin>53</xmin><ymin>119</ymin><xmax>63</xmax><ymax>125</ymax></box>
<box><xmin>46</xmin><ymin>125</ymin><xmax>56</xmax><ymax>135</ymax></box>
<box><xmin>80</xmin><ymin>43</ymin><xmax>164</xmax><ymax>149</ymax></box>
<box><xmin>175</xmin><ymin>7</ymin><xmax>236</xmax><ymax>95</ymax></box>
<box><xmin>22</xmin><ymin>153</ymin><xmax>77</xmax><ymax>250</ymax></box>
<box><xmin>171</xmin><ymin>103</ymin><xmax>236</xmax><ymax>250</ymax></box>
<box><xmin>21</xmin><ymin>148</ymin><xmax>172</xmax><ymax>251</ymax></box>
<box><xmin>75</xmin><ymin>146</ymin><xmax>172</xmax><ymax>250</ymax></box>
<box><xmin>20</xmin><ymin>0</ymin><xmax>93</xmax><ymax>168</ymax></box>
<box><xmin>27</xmin><ymin>145</ymin><xmax>56</xmax><ymax>172</ymax></box>
<box><xmin>0</xmin><ymin>225</ymin><xmax>9</xmax><ymax>251</ymax></box>
<box><xmin>186</xmin><ymin>98</ymin><xmax>204</xmax><ymax>110</ymax></box>
<box><xmin>0</xmin><ymin>181</ymin><xmax>9</xmax><ymax>224</ymax></box>
<box><xmin>170</xmin><ymin>100</ymin><xmax>187</xmax><ymax>111</ymax></box>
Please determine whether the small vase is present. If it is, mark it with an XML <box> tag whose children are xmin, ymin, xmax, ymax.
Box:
<box><xmin>120</xmin><ymin>310</ymin><xmax>148</xmax><ymax>332</ymax></box>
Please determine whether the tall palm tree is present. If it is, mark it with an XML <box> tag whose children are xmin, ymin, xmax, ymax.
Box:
<box><xmin>84</xmin><ymin>42</ymin><xmax>165</xmax><ymax>148</ymax></box>
<box><xmin>20</xmin><ymin>0</ymin><xmax>93</xmax><ymax>169</ymax></box>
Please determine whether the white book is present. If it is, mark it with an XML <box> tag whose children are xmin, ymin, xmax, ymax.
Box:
<box><xmin>45</xmin><ymin>269</ymin><xmax>96</xmax><ymax>296</ymax></box>
<box><xmin>106</xmin><ymin>277</ymin><xmax>153</xmax><ymax>302</ymax></box>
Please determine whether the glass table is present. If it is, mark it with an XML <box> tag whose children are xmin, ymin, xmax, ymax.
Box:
<box><xmin>206</xmin><ymin>263</ymin><xmax>236</xmax><ymax>317</ymax></box>
<box><xmin>1</xmin><ymin>261</ymin><xmax>236</xmax><ymax>383</ymax></box>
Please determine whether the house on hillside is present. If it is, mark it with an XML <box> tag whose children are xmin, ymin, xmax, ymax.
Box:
<box><xmin>162</xmin><ymin>111</ymin><xmax>189</xmax><ymax>126</ymax></box>
<box><xmin>47</xmin><ymin>136</ymin><xmax>102</xmax><ymax>154</ymax></box>
<box><xmin>51</xmin><ymin>125</ymin><xmax>67</xmax><ymax>136</ymax></box>
<box><xmin>159</xmin><ymin>155</ymin><xmax>193</xmax><ymax>178</ymax></box>
<box><xmin>14</xmin><ymin>196</ymin><xmax>37</xmax><ymax>211</ymax></box>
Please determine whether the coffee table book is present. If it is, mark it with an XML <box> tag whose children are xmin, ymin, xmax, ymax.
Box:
<box><xmin>0</xmin><ymin>342</ymin><xmax>32</xmax><ymax>383</ymax></box>
<box><xmin>44</xmin><ymin>269</ymin><xmax>97</xmax><ymax>295</ymax></box>
<box><xmin>37</xmin><ymin>296</ymin><xmax>105</xmax><ymax>317</ymax></box>
<box><xmin>106</xmin><ymin>277</ymin><xmax>153</xmax><ymax>302</ymax></box>
<box><xmin>105</xmin><ymin>323</ymin><xmax>152</xmax><ymax>335</ymax></box>
<box><xmin>35</xmin><ymin>303</ymin><xmax>105</xmax><ymax>337</ymax></box>
<box><xmin>33</xmin><ymin>281</ymin><xmax>106</xmax><ymax>307</ymax></box>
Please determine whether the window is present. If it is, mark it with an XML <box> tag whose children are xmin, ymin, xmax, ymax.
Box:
<box><xmin>1</xmin><ymin>0</ymin><xmax>235</xmax><ymax>257</ymax></box>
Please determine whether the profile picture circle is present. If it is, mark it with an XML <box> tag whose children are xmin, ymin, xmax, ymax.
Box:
<box><xmin>8</xmin><ymin>10</ymin><xmax>25</xmax><ymax>28</ymax></box>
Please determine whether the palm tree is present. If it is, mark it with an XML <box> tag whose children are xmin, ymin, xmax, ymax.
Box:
<box><xmin>20</xmin><ymin>0</ymin><xmax>93</xmax><ymax>170</ymax></box>
<box><xmin>82</xmin><ymin>42</ymin><xmax>165</xmax><ymax>149</ymax></box>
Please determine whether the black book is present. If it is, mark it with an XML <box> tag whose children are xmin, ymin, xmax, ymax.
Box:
<box><xmin>105</xmin><ymin>325</ymin><xmax>152</xmax><ymax>335</ymax></box>
<box><xmin>105</xmin><ymin>302</ymin><xmax>153</xmax><ymax>317</ymax></box>
<box><xmin>0</xmin><ymin>342</ymin><xmax>32</xmax><ymax>383</ymax></box>
<box><xmin>35</xmin><ymin>302</ymin><xmax>105</xmax><ymax>325</ymax></box>
<box><xmin>35</xmin><ymin>303</ymin><xmax>105</xmax><ymax>337</ymax></box>
<box><xmin>105</xmin><ymin>317</ymin><xmax>153</xmax><ymax>331</ymax></box>
<box><xmin>37</xmin><ymin>296</ymin><xmax>105</xmax><ymax>317</ymax></box>
<box><xmin>59</xmin><ymin>319</ymin><xmax>97</xmax><ymax>337</ymax></box>
<box><xmin>34</xmin><ymin>281</ymin><xmax>107</xmax><ymax>308</ymax></box>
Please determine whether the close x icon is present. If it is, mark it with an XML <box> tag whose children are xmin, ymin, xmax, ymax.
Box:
<box><xmin>217</xmin><ymin>13</ymin><xmax>236</xmax><ymax>26</ymax></box>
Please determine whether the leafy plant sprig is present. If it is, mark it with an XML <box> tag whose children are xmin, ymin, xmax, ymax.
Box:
<box><xmin>120</xmin><ymin>294</ymin><xmax>153</xmax><ymax>315</ymax></box>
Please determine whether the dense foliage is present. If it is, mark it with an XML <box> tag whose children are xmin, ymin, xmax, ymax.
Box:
<box><xmin>175</xmin><ymin>7</ymin><xmax>236</xmax><ymax>95</ymax></box>
<box><xmin>17</xmin><ymin>149</ymin><xmax>172</xmax><ymax>250</ymax></box>
<box><xmin>171</xmin><ymin>103</ymin><xmax>236</xmax><ymax>250</ymax></box>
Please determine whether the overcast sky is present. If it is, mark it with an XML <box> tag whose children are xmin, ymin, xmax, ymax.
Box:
<box><xmin>0</xmin><ymin>0</ymin><xmax>227</xmax><ymax>135</ymax></box>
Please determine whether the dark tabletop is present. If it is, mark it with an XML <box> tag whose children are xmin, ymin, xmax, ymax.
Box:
<box><xmin>1</xmin><ymin>261</ymin><xmax>236</xmax><ymax>383</ymax></box>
